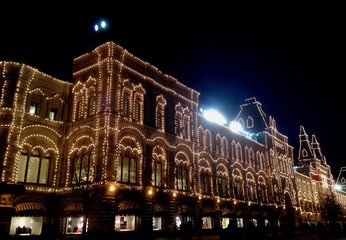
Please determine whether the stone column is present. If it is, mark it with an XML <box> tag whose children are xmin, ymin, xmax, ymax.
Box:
<box><xmin>141</xmin><ymin>198</ymin><xmax>153</xmax><ymax>232</ymax></box>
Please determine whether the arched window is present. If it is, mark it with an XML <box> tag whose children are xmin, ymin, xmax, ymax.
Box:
<box><xmin>246</xmin><ymin>116</ymin><xmax>254</xmax><ymax>128</ymax></box>
<box><xmin>152</xmin><ymin>146</ymin><xmax>166</xmax><ymax>188</ymax></box>
<box><xmin>176</xmin><ymin>165</ymin><xmax>188</xmax><ymax>191</ymax></box>
<box><xmin>133</xmin><ymin>101</ymin><xmax>140</xmax><ymax>122</ymax></box>
<box><xmin>88</xmin><ymin>96</ymin><xmax>96</xmax><ymax>116</ymax></box>
<box><xmin>132</xmin><ymin>85</ymin><xmax>145</xmax><ymax>124</ymax></box>
<box><xmin>236</xmin><ymin>143</ymin><xmax>243</xmax><ymax>162</ymax></box>
<box><xmin>121</xmin><ymin>97</ymin><xmax>130</xmax><ymax>117</ymax></box>
<box><xmin>244</xmin><ymin>146</ymin><xmax>249</xmax><ymax>166</ymax></box>
<box><xmin>205</xmin><ymin>130</ymin><xmax>212</xmax><ymax>150</ymax></box>
<box><xmin>246</xmin><ymin>179</ymin><xmax>256</xmax><ymax>201</ymax></box>
<box><xmin>76</xmin><ymin>100</ymin><xmax>84</xmax><ymax>120</ymax></box>
<box><xmin>155</xmin><ymin>95</ymin><xmax>166</xmax><ymax>131</ymax></box>
<box><xmin>117</xmin><ymin>154</ymin><xmax>137</xmax><ymax>184</ymax></box>
<box><xmin>156</xmin><ymin>111</ymin><xmax>162</xmax><ymax>129</ymax></box>
<box><xmin>217</xmin><ymin>174</ymin><xmax>228</xmax><ymax>197</ymax></box>
<box><xmin>200</xmin><ymin>170</ymin><xmax>211</xmax><ymax>195</ymax></box>
<box><xmin>72</xmin><ymin>154</ymin><xmax>93</xmax><ymax>184</ymax></box>
<box><xmin>17</xmin><ymin>148</ymin><xmax>50</xmax><ymax>184</ymax></box>
<box><xmin>198</xmin><ymin>127</ymin><xmax>204</xmax><ymax>148</ymax></box>
<box><xmin>183</xmin><ymin>114</ymin><xmax>190</xmax><ymax>140</ymax></box>
<box><xmin>233</xmin><ymin>178</ymin><xmax>243</xmax><ymax>199</ymax></box>
<box><xmin>231</xmin><ymin>141</ymin><xmax>236</xmax><ymax>163</ymax></box>
<box><xmin>152</xmin><ymin>160</ymin><xmax>162</xmax><ymax>187</ymax></box>
<box><xmin>216</xmin><ymin>135</ymin><xmax>221</xmax><ymax>155</ymax></box>
<box><xmin>175</xmin><ymin>112</ymin><xmax>183</xmax><ymax>137</ymax></box>
<box><xmin>258</xmin><ymin>181</ymin><xmax>267</xmax><ymax>202</ymax></box>
<box><xmin>221</xmin><ymin>137</ymin><xmax>228</xmax><ymax>157</ymax></box>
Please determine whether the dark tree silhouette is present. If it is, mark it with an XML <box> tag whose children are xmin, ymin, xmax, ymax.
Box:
<box><xmin>319</xmin><ymin>194</ymin><xmax>343</xmax><ymax>225</ymax></box>
<box><xmin>71</xmin><ymin>164</ymin><xmax>104</xmax><ymax>234</ymax></box>
<box><xmin>44</xmin><ymin>192</ymin><xmax>69</xmax><ymax>239</ymax></box>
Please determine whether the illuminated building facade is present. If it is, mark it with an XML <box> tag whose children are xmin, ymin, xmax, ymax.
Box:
<box><xmin>0</xmin><ymin>41</ymin><xmax>345</xmax><ymax>237</ymax></box>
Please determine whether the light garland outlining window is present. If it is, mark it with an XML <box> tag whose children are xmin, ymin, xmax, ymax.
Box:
<box><xmin>16</xmin><ymin>147</ymin><xmax>50</xmax><ymax>184</ymax></box>
<box><xmin>198</xmin><ymin>159</ymin><xmax>212</xmax><ymax>196</ymax></box>
<box><xmin>205</xmin><ymin>130</ymin><xmax>211</xmax><ymax>150</ymax></box>
<box><xmin>175</xmin><ymin>152</ymin><xmax>191</xmax><ymax>192</ymax></box>
<box><xmin>116</xmin><ymin>135</ymin><xmax>143</xmax><ymax>184</ymax></box>
<box><xmin>13</xmin><ymin>136</ymin><xmax>59</xmax><ymax>185</ymax></box>
<box><xmin>183</xmin><ymin>108</ymin><xmax>191</xmax><ymax>141</ymax></box>
<box><xmin>216</xmin><ymin>165</ymin><xmax>229</xmax><ymax>197</ymax></box>
<box><xmin>152</xmin><ymin>145</ymin><xmax>167</xmax><ymax>188</ymax></box>
<box><xmin>175</xmin><ymin>104</ymin><xmax>183</xmax><ymax>137</ymax></box>
<box><xmin>246</xmin><ymin>173</ymin><xmax>256</xmax><ymax>201</ymax></box>
<box><xmin>155</xmin><ymin>95</ymin><xmax>167</xmax><ymax>132</ymax></box>
<box><xmin>66</xmin><ymin>142</ymin><xmax>95</xmax><ymax>186</ymax></box>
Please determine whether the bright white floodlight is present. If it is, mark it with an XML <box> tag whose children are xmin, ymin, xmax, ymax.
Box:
<box><xmin>202</xmin><ymin>109</ymin><xmax>227</xmax><ymax>126</ymax></box>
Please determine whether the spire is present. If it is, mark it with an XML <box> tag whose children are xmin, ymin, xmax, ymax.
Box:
<box><xmin>298</xmin><ymin>125</ymin><xmax>315</xmax><ymax>163</ymax></box>
<box><xmin>311</xmin><ymin>134</ymin><xmax>326</xmax><ymax>165</ymax></box>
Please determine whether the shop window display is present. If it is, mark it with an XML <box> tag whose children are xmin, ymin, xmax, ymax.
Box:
<box><xmin>66</xmin><ymin>217</ymin><xmax>84</xmax><ymax>234</ymax></box>
<box><xmin>114</xmin><ymin>215</ymin><xmax>135</xmax><ymax>231</ymax></box>
<box><xmin>201</xmin><ymin>217</ymin><xmax>212</xmax><ymax>229</ymax></box>
<box><xmin>152</xmin><ymin>216</ymin><xmax>162</xmax><ymax>230</ymax></box>
<box><xmin>9</xmin><ymin>216</ymin><xmax>43</xmax><ymax>235</ymax></box>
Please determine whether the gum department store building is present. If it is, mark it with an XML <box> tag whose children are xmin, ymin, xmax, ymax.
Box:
<box><xmin>0</xmin><ymin>41</ymin><xmax>345</xmax><ymax>237</ymax></box>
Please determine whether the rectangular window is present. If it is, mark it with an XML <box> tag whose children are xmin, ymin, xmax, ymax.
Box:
<box><xmin>156</xmin><ymin>111</ymin><xmax>163</xmax><ymax>130</ymax></box>
<box><xmin>17</xmin><ymin>155</ymin><xmax>27</xmax><ymax>182</ymax></box>
<box><xmin>122</xmin><ymin>98</ymin><xmax>129</xmax><ymax>117</ymax></box>
<box><xmin>177</xmin><ymin>168</ymin><xmax>182</xmax><ymax>190</ymax></box>
<box><xmin>218</xmin><ymin>177</ymin><xmax>227</xmax><ymax>196</ymax></box>
<box><xmin>27</xmin><ymin>157</ymin><xmax>39</xmax><ymax>183</ymax></box>
<box><xmin>156</xmin><ymin>162</ymin><xmax>162</xmax><ymax>187</ymax></box>
<box><xmin>49</xmin><ymin>108</ymin><xmax>58</xmax><ymax>120</ymax></box>
<box><xmin>153</xmin><ymin>216</ymin><xmax>162</xmax><ymax>230</ymax></box>
<box><xmin>66</xmin><ymin>217</ymin><xmax>84</xmax><ymax>234</ymax></box>
<box><xmin>116</xmin><ymin>156</ymin><xmax>122</xmax><ymax>182</ymax></box>
<box><xmin>133</xmin><ymin>102</ymin><xmax>140</xmax><ymax>122</ymax></box>
<box><xmin>81</xmin><ymin>155</ymin><xmax>90</xmax><ymax>182</ymax></box>
<box><xmin>122</xmin><ymin>157</ymin><xmax>129</xmax><ymax>182</ymax></box>
<box><xmin>9</xmin><ymin>216</ymin><xmax>43</xmax><ymax>236</ymax></box>
<box><xmin>115</xmin><ymin>215</ymin><xmax>136</xmax><ymax>231</ymax></box>
<box><xmin>73</xmin><ymin>157</ymin><xmax>81</xmax><ymax>183</ymax></box>
<box><xmin>177</xmin><ymin>167</ymin><xmax>188</xmax><ymax>191</ymax></box>
<box><xmin>183</xmin><ymin>120</ymin><xmax>189</xmax><ymax>139</ymax></box>
<box><xmin>77</xmin><ymin>101</ymin><xmax>83</xmax><ymax>120</ymax></box>
<box><xmin>29</xmin><ymin>102</ymin><xmax>38</xmax><ymax>115</ymax></box>
<box><xmin>182</xmin><ymin>168</ymin><xmax>187</xmax><ymax>190</ymax></box>
<box><xmin>88</xmin><ymin>96</ymin><xmax>96</xmax><ymax>116</ymax></box>
<box><xmin>130</xmin><ymin>157</ymin><xmax>136</xmax><ymax>183</ymax></box>
<box><xmin>38</xmin><ymin>158</ymin><xmax>49</xmax><ymax>184</ymax></box>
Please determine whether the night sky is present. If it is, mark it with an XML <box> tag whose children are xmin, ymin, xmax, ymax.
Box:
<box><xmin>1</xmin><ymin>2</ymin><xmax>344</xmax><ymax>177</ymax></box>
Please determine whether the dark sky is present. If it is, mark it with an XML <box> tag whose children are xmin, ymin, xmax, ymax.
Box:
<box><xmin>1</xmin><ymin>2</ymin><xmax>344</xmax><ymax>177</ymax></box>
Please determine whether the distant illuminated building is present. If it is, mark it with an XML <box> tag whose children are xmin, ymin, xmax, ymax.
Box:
<box><xmin>336</xmin><ymin>167</ymin><xmax>346</xmax><ymax>192</ymax></box>
<box><xmin>0</xmin><ymin>41</ymin><xmax>345</xmax><ymax>237</ymax></box>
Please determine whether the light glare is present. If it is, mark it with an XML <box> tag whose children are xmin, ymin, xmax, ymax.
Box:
<box><xmin>202</xmin><ymin>109</ymin><xmax>226</xmax><ymax>125</ymax></box>
<box><xmin>230</xmin><ymin>121</ymin><xmax>243</xmax><ymax>132</ymax></box>
<box><xmin>101</xmin><ymin>21</ymin><xmax>107</xmax><ymax>28</ymax></box>
<box><xmin>93</xmin><ymin>19</ymin><xmax>108</xmax><ymax>32</ymax></box>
